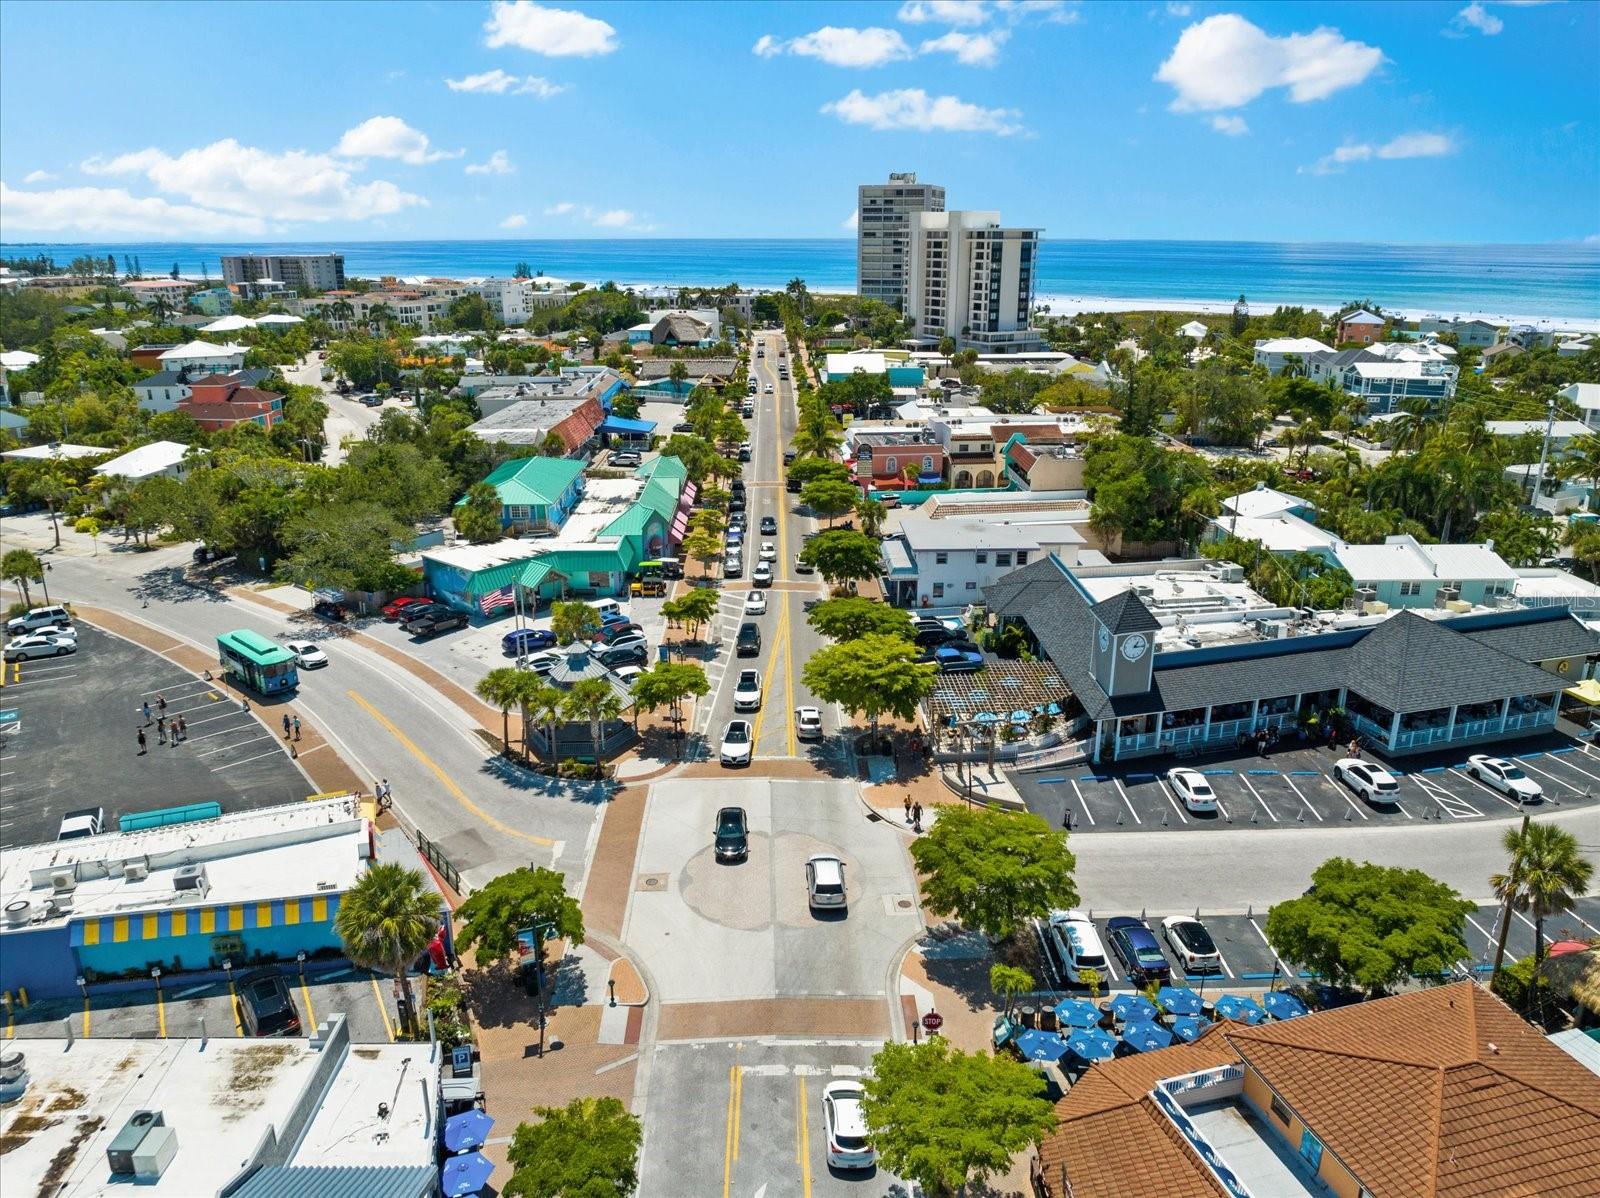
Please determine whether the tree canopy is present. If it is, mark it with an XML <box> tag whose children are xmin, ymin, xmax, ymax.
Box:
<box><xmin>799</xmin><ymin>529</ymin><xmax>880</xmax><ymax>590</ymax></box>
<box><xmin>800</xmin><ymin>633</ymin><xmax>936</xmax><ymax>737</ymax></box>
<box><xmin>909</xmin><ymin>806</ymin><xmax>1079</xmax><ymax>942</ymax></box>
<box><xmin>503</xmin><ymin>1096</ymin><xmax>642</xmax><ymax>1198</ymax></box>
<box><xmin>456</xmin><ymin>866</ymin><xmax>585</xmax><ymax>966</ymax></box>
<box><xmin>806</xmin><ymin>596</ymin><xmax>914</xmax><ymax>642</ymax></box>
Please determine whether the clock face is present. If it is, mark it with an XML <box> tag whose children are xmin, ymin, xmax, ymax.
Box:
<box><xmin>1098</xmin><ymin>626</ymin><xmax>1111</xmax><ymax>653</ymax></box>
<box><xmin>1121</xmin><ymin>633</ymin><xmax>1149</xmax><ymax>662</ymax></box>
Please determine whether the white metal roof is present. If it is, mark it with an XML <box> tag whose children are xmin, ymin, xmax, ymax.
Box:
<box><xmin>92</xmin><ymin>440</ymin><xmax>196</xmax><ymax>479</ymax></box>
<box><xmin>421</xmin><ymin>538</ymin><xmax>543</xmax><ymax>573</ymax></box>
<box><xmin>1334</xmin><ymin>536</ymin><xmax>1514</xmax><ymax>583</ymax></box>
<box><xmin>1221</xmin><ymin>487</ymin><xmax>1315</xmax><ymax>519</ymax></box>
<box><xmin>159</xmin><ymin>340</ymin><xmax>246</xmax><ymax>361</ymax></box>
<box><xmin>1254</xmin><ymin>337</ymin><xmax>1332</xmax><ymax>355</ymax></box>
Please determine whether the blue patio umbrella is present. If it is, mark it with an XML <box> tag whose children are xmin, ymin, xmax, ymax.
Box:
<box><xmin>442</xmin><ymin>1109</ymin><xmax>495</xmax><ymax>1153</ymax></box>
<box><xmin>441</xmin><ymin>1151</ymin><xmax>495</xmax><ymax>1196</ymax></box>
<box><xmin>1122</xmin><ymin>1020</ymin><xmax>1175</xmax><ymax>1053</ymax></box>
<box><xmin>1170</xmin><ymin>1015</ymin><xmax>1213</xmax><ymax>1043</ymax></box>
<box><xmin>1011</xmin><ymin>710</ymin><xmax>1031</xmax><ymax>724</ymax></box>
<box><xmin>974</xmin><ymin>711</ymin><xmax>1000</xmax><ymax>725</ymax></box>
<box><xmin>1065</xmin><ymin>1027</ymin><xmax>1118</xmax><ymax>1062</ymax></box>
<box><xmin>1014</xmin><ymin>1028</ymin><xmax>1070</xmax><ymax>1063</ymax></box>
<box><xmin>1157</xmin><ymin>985</ymin><xmax>1203</xmax><ymax>1016</ymax></box>
<box><xmin>1110</xmin><ymin>993</ymin><xmax>1158</xmax><ymax>1024</ymax></box>
<box><xmin>1214</xmin><ymin>994</ymin><xmax>1268</xmax><ymax>1025</ymax></box>
<box><xmin>1053</xmin><ymin>997</ymin><xmax>1103</xmax><ymax>1028</ymax></box>
<box><xmin>1263</xmin><ymin>991</ymin><xmax>1309</xmax><ymax>1021</ymax></box>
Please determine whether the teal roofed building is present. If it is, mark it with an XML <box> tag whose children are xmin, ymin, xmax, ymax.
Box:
<box><xmin>468</xmin><ymin>455</ymin><xmax>586</xmax><ymax>534</ymax></box>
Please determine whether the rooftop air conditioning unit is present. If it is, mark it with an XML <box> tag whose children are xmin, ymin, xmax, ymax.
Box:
<box><xmin>107</xmin><ymin>1110</ymin><xmax>164</xmax><ymax>1175</ymax></box>
<box><xmin>173</xmin><ymin>864</ymin><xmax>208</xmax><ymax>895</ymax></box>
<box><xmin>50</xmin><ymin>869</ymin><xmax>77</xmax><ymax>894</ymax></box>
<box><xmin>42</xmin><ymin>894</ymin><xmax>72</xmax><ymax>915</ymax></box>
<box><xmin>132</xmin><ymin>1126</ymin><xmax>178</xmax><ymax>1182</ymax></box>
<box><xmin>1355</xmin><ymin>587</ymin><xmax>1377</xmax><ymax>605</ymax></box>
<box><xmin>4</xmin><ymin>899</ymin><xmax>32</xmax><ymax>927</ymax></box>
<box><xmin>123</xmin><ymin>862</ymin><xmax>149</xmax><ymax>883</ymax></box>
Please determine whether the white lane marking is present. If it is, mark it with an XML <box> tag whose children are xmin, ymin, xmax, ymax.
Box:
<box><xmin>1153</xmin><ymin>778</ymin><xmax>1190</xmax><ymax>825</ymax></box>
<box><xmin>1246</xmin><ymin>916</ymin><xmax>1296</xmax><ymax>976</ymax></box>
<box><xmin>1111</xmin><ymin>779</ymin><xmax>1143</xmax><ymax>825</ymax></box>
<box><xmin>1532</xmin><ymin>751</ymin><xmax>1600</xmax><ymax>787</ymax></box>
<box><xmin>1407</xmin><ymin>775</ymin><xmax>1481</xmax><ymax>820</ymax></box>
<box><xmin>1448</xmin><ymin>768</ymin><xmax>1525</xmax><ymax>812</ymax></box>
<box><xmin>1279</xmin><ymin>774</ymin><xmax>1324</xmax><ymax>822</ymax></box>
<box><xmin>196</xmin><ymin>733</ymin><xmax>277</xmax><ymax>757</ymax></box>
<box><xmin>1069</xmin><ymin>779</ymin><xmax>1096</xmax><ymax>827</ymax></box>
<box><xmin>1320</xmin><ymin>772</ymin><xmax>1368</xmax><ymax>819</ymax></box>
<box><xmin>1237</xmin><ymin>775</ymin><xmax>1279</xmax><ymax>822</ymax></box>
<box><xmin>212</xmin><ymin>747</ymin><xmax>297</xmax><ymax>772</ymax></box>
<box><xmin>1513</xmin><ymin>756</ymin><xmax>1589</xmax><ymax>800</ymax></box>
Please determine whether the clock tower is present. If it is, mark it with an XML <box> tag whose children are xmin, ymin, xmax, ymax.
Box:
<box><xmin>1088</xmin><ymin>590</ymin><xmax>1159</xmax><ymax>697</ymax></box>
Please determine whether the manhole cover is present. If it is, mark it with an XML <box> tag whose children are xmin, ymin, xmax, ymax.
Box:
<box><xmin>897</xmin><ymin>899</ymin><xmax>913</xmax><ymax>910</ymax></box>
<box><xmin>636</xmin><ymin>872</ymin><xmax>669</xmax><ymax>892</ymax></box>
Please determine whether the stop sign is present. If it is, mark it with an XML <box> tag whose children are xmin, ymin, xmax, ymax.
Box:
<box><xmin>921</xmin><ymin>1011</ymin><xmax>944</xmax><ymax>1032</ymax></box>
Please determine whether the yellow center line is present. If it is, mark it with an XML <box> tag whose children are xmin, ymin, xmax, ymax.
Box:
<box><xmin>783</xmin><ymin>592</ymin><xmax>798</xmax><ymax>757</ymax></box>
<box><xmin>722</xmin><ymin>1062</ymin><xmax>741</xmax><ymax>1198</ymax></box>
<box><xmin>798</xmin><ymin>1074</ymin><xmax>813</xmax><ymax>1196</ymax></box>
<box><xmin>346</xmin><ymin>689</ymin><xmax>556</xmax><ymax>847</ymax></box>
<box><xmin>732</xmin><ymin>1065</ymin><xmax>743</xmax><ymax>1163</ymax></box>
<box><xmin>299</xmin><ymin>971</ymin><xmax>317</xmax><ymax>1032</ymax></box>
<box><xmin>749</xmin><ymin>615</ymin><xmax>787</xmax><ymax>751</ymax></box>
<box><xmin>228</xmin><ymin>981</ymin><xmax>243</xmax><ymax>1035</ymax></box>
<box><xmin>771</xmin><ymin>335</ymin><xmax>801</xmax><ymax>758</ymax></box>
<box><xmin>370</xmin><ymin>974</ymin><xmax>396</xmax><ymax>1042</ymax></box>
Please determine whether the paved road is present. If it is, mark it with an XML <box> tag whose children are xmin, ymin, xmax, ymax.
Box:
<box><xmin>31</xmin><ymin>544</ymin><xmax>606</xmax><ymax>893</ymax></box>
<box><xmin>281</xmin><ymin>353</ymin><xmax>387</xmax><ymax>466</ymax></box>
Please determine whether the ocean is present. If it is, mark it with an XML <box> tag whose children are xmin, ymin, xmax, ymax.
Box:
<box><xmin>5</xmin><ymin>237</ymin><xmax>1597</xmax><ymax>324</ymax></box>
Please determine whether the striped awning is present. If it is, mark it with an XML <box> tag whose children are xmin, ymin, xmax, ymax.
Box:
<box><xmin>70</xmin><ymin>894</ymin><xmax>342</xmax><ymax>947</ymax></box>
<box><xmin>677</xmin><ymin>481</ymin><xmax>697</xmax><ymax>511</ymax></box>
<box><xmin>669</xmin><ymin>511</ymin><xmax>689</xmax><ymax>540</ymax></box>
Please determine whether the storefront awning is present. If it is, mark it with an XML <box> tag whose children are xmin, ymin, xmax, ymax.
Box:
<box><xmin>678</xmin><ymin>480</ymin><xmax>697</xmax><ymax>510</ymax></box>
<box><xmin>599</xmin><ymin>415</ymin><xmax>655</xmax><ymax>437</ymax></box>
<box><xmin>71</xmin><ymin>894</ymin><xmax>342</xmax><ymax>946</ymax></box>
<box><xmin>1565</xmin><ymin>678</ymin><xmax>1600</xmax><ymax>705</ymax></box>
<box><xmin>669</xmin><ymin>511</ymin><xmax>689</xmax><ymax>540</ymax></box>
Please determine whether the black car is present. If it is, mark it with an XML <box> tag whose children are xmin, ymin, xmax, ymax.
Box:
<box><xmin>593</xmin><ymin>621</ymin><xmax>644</xmax><ymax>644</ymax></box>
<box><xmin>759</xmin><ymin>516</ymin><xmax>778</xmax><ymax>534</ymax></box>
<box><xmin>313</xmin><ymin>598</ymin><xmax>349</xmax><ymax>622</ymax></box>
<box><xmin>673</xmin><ymin>422</ymin><xmax>694</xmax><ymax>433</ymax></box>
<box><xmin>237</xmin><ymin>968</ymin><xmax>301</xmax><ymax>1037</ymax></box>
<box><xmin>914</xmin><ymin>626</ymin><xmax>955</xmax><ymax>648</ymax></box>
<box><xmin>736</xmin><ymin>622</ymin><xmax>761</xmax><ymax>656</ymax></box>
<box><xmin>728</xmin><ymin>495</ymin><xmax>745</xmax><ymax>512</ymax></box>
<box><xmin>598</xmin><ymin>644</ymin><xmax>647</xmax><ymax>668</ymax></box>
<box><xmin>403</xmin><ymin>610</ymin><xmax>468</xmax><ymax>638</ymax></box>
<box><xmin>1105</xmin><ymin>917</ymin><xmax>1172</xmax><ymax>984</ymax></box>
<box><xmin>786</xmin><ymin>477</ymin><xmax>803</xmax><ymax>493</ymax></box>
<box><xmin>783</xmin><ymin>449</ymin><xmax>797</xmax><ymax>465</ymax></box>
<box><xmin>714</xmin><ymin>806</ymin><xmax>749</xmax><ymax>863</ymax></box>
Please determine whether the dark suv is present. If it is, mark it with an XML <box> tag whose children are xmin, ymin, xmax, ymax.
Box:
<box><xmin>714</xmin><ymin>807</ymin><xmax>749</xmax><ymax>863</ymax></box>
<box><xmin>736</xmin><ymin>622</ymin><xmax>761</xmax><ymax>657</ymax></box>
<box><xmin>403</xmin><ymin>609</ymin><xmax>468</xmax><ymax>638</ymax></box>
<box><xmin>237</xmin><ymin>968</ymin><xmax>301</xmax><ymax>1037</ymax></box>
<box><xmin>1105</xmin><ymin>917</ymin><xmax>1172</xmax><ymax>984</ymax></box>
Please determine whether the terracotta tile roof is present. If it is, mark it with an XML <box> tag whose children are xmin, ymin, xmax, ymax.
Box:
<box><xmin>1033</xmin><ymin>983</ymin><xmax>1600</xmax><ymax>1198</ymax></box>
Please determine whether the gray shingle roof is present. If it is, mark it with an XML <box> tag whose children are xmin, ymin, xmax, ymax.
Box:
<box><xmin>636</xmin><ymin>358</ymin><xmax>736</xmax><ymax>380</ymax></box>
<box><xmin>1151</xmin><ymin>642</ymin><xmax>1350</xmax><ymax>714</ymax></box>
<box><xmin>1344</xmin><ymin>613</ymin><xmax>1567</xmax><ymax>711</ymax></box>
<box><xmin>1092</xmin><ymin>590</ymin><xmax>1161</xmax><ymax>635</ymax></box>
<box><xmin>1461</xmin><ymin>611</ymin><xmax>1600</xmax><ymax>663</ymax></box>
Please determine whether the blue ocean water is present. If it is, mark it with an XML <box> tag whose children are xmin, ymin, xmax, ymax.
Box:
<box><xmin>5</xmin><ymin>238</ymin><xmax>1596</xmax><ymax>320</ymax></box>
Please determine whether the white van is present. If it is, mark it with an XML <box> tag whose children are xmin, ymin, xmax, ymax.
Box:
<box><xmin>1047</xmin><ymin>909</ymin><xmax>1108</xmax><ymax>983</ymax></box>
<box><xmin>592</xmin><ymin>598</ymin><xmax>625</xmax><ymax>622</ymax></box>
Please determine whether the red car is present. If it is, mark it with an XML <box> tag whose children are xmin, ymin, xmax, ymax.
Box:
<box><xmin>382</xmin><ymin>596</ymin><xmax>430</xmax><ymax>621</ymax></box>
<box><xmin>593</xmin><ymin>621</ymin><xmax>643</xmax><ymax>645</ymax></box>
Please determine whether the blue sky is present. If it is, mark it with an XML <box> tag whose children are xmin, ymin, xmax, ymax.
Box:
<box><xmin>2</xmin><ymin>0</ymin><xmax>1595</xmax><ymax>244</ymax></box>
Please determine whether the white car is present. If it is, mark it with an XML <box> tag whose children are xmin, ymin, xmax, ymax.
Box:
<box><xmin>3</xmin><ymin>633</ymin><xmax>76</xmax><ymax>661</ymax></box>
<box><xmin>24</xmin><ymin>623</ymin><xmax>76</xmax><ymax>643</ymax></box>
<box><xmin>1046</xmin><ymin>909</ymin><xmax>1108</xmax><ymax>984</ymax></box>
<box><xmin>603</xmin><ymin>632</ymin><xmax>648</xmax><ymax>655</ymax></box>
<box><xmin>1334</xmin><ymin>757</ymin><xmax>1400</xmax><ymax>805</ymax></box>
<box><xmin>1161</xmin><ymin>915</ymin><xmax>1222</xmax><ymax>974</ymax></box>
<box><xmin>526</xmin><ymin>649</ymin><xmax>562</xmax><ymax>676</ymax></box>
<box><xmin>720</xmin><ymin>719</ymin><xmax>753</xmax><ymax>768</ymax></box>
<box><xmin>1167</xmin><ymin>767</ymin><xmax>1218</xmax><ymax>813</ymax></box>
<box><xmin>752</xmin><ymin>563</ymin><xmax>773</xmax><ymax>587</ymax></box>
<box><xmin>764</xmin><ymin>383</ymin><xmax>774</xmax><ymax>394</ymax></box>
<box><xmin>759</xmin><ymin>541</ymin><xmax>777</xmax><ymax>562</ymax></box>
<box><xmin>283</xmin><ymin>639</ymin><xmax>329</xmax><ymax>668</ymax></box>
<box><xmin>795</xmin><ymin>706</ymin><xmax>824</xmax><ymax>740</ymax></box>
<box><xmin>822</xmin><ymin>1081</ymin><xmax>875</xmax><ymax>1170</ymax></box>
<box><xmin>744</xmin><ymin>591</ymin><xmax>767</xmax><ymax>616</ymax></box>
<box><xmin>733</xmin><ymin>669</ymin><xmax>763</xmax><ymax>712</ymax></box>
<box><xmin>612</xmin><ymin>665</ymin><xmax>644</xmax><ymax>686</ymax></box>
<box><xmin>1466</xmin><ymin>754</ymin><xmax>1544</xmax><ymax>803</ymax></box>
<box><xmin>806</xmin><ymin>854</ymin><xmax>847</xmax><ymax>911</ymax></box>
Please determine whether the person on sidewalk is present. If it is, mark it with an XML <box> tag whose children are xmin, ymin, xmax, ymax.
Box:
<box><xmin>157</xmin><ymin>717</ymin><xmax>167</xmax><ymax>745</ymax></box>
<box><xmin>912</xmin><ymin>801</ymin><xmax>923</xmax><ymax>833</ymax></box>
<box><xmin>176</xmin><ymin>714</ymin><xmax>187</xmax><ymax>742</ymax></box>
<box><xmin>137</xmin><ymin>728</ymin><xmax>147</xmax><ymax>755</ymax></box>
<box><xmin>282</xmin><ymin>713</ymin><xmax>292</xmax><ymax>739</ymax></box>
<box><xmin>904</xmin><ymin>794</ymin><xmax>913</xmax><ymax>824</ymax></box>
<box><xmin>142</xmin><ymin>700</ymin><xmax>152</xmax><ymax>725</ymax></box>
<box><xmin>156</xmin><ymin>693</ymin><xmax>166</xmax><ymax>716</ymax></box>
<box><xmin>292</xmin><ymin>715</ymin><xmax>301</xmax><ymax>742</ymax></box>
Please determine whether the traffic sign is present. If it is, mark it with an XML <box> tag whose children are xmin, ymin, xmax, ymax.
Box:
<box><xmin>921</xmin><ymin>1011</ymin><xmax>944</xmax><ymax>1033</ymax></box>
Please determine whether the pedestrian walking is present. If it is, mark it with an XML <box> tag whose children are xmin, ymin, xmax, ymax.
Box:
<box><xmin>282</xmin><ymin>713</ymin><xmax>292</xmax><ymax>739</ymax></box>
<box><xmin>156</xmin><ymin>693</ymin><xmax>167</xmax><ymax>716</ymax></box>
<box><xmin>912</xmin><ymin>801</ymin><xmax>923</xmax><ymax>833</ymax></box>
<box><xmin>292</xmin><ymin>715</ymin><xmax>301</xmax><ymax>742</ymax></box>
<box><xmin>176</xmin><ymin>714</ymin><xmax>187</xmax><ymax>742</ymax></box>
<box><xmin>142</xmin><ymin>701</ymin><xmax>152</xmax><ymax>725</ymax></box>
<box><xmin>137</xmin><ymin>728</ymin><xmax>147</xmax><ymax>755</ymax></box>
<box><xmin>904</xmin><ymin>794</ymin><xmax>913</xmax><ymax>824</ymax></box>
<box><xmin>157</xmin><ymin>717</ymin><xmax>167</xmax><ymax>745</ymax></box>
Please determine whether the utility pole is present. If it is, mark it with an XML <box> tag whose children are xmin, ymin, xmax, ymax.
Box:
<box><xmin>1530</xmin><ymin>398</ymin><xmax>1557</xmax><ymax>507</ymax></box>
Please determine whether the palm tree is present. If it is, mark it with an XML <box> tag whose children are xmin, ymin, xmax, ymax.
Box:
<box><xmin>366</xmin><ymin>302</ymin><xmax>396</xmax><ymax>334</ymax></box>
<box><xmin>328</xmin><ymin>299</ymin><xmax>355</xmax><ymax>328</ymax></box>
<box><xmin>562</xmin><ymin>678</ymin><xmax>624</xmax><ymax>775</ymax></box>
<box><xmin>476</xmin><ymin>667</ymin><xmax>528</xmax><ymax>756</ymax></box>
<box><xmin>1559</xmin><ymin>434</ymin><xmax>1600</xmax><ymax>511</ymax></box>
<box><xmin>526</xmin><ymin>678</ymin><xmax>566</xmax><ymax>771</ymax></box>
<box><xmin>2</xmin><ymin>548</ymin><xmax>43</xmax><ymax>606</ymax></box>
<box><xmin>667</xmin><ymin>360</ymin><xmax>689</xmax><ymax>397</ymax></box>
<box><xmin>1386</xmin><ymin>398</ymin><xmax>1436</xmax><ymax>454</ymax></box>
<box><xmin>1490</xmin><ymin>817</ymin><xmax>1595</xmax><ymax>981</ymax></box>
<box><xmin>334</xmin><ymin>863</ymin><xmax>441</xmax><ymax>1036</ymax></box>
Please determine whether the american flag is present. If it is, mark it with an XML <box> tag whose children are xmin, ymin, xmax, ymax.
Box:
<box><xmin>478</xmin><ymin>586</ymin><xmax>515</xmax><ymax>615</ymax></box>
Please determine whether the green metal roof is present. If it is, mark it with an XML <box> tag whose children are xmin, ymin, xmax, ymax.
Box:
<box><xmin>518</xmin><ymin>559</ymin><xmax>559</xmax><ymax>590</ymax></box>
<box><xmin>468</xmin><ymin>561</ymin><xmax>530</xmax><ymax>593</ymax></box>
<box><xmin>472</xmin><ymin>456</ymin><xmax>585</xmax><ymax>507</ymax></box>
<box><xmin>636</xmin><ymin>455</ymin><xmax>687</xmax><ymax>488</ymax></box>
<box><xmin>602</xmin><ymin>503</ymin><xmax>658</xmax><ymax>539</ymax></box>
<box><xmin>530</xmin><ymin>543</ymin><xmax>640</xmax><ymax>577</ymax></box>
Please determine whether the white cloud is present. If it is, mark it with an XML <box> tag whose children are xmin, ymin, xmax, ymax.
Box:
<box><xmin>335</xmin><ymin>116</ymin><xmax>460</xmax><ymax>164</ymax></box>
<box><xmin>1155</xmin><ymin>14</ymin><xmax>1384</xmax><ymax>111</ymax></box>
<box><xmin>993</xmin><ymin>0</ymin><xmax>1078</xmax><ymax>24</ymax></box>
<box><xmin>1306</xmin><ymin>130</ymin><xmax>1456</xmax><ymax>174</ymax></box>
<box><xmin>446</xmin><ymin>68</ymin><xmax>566</xmax><ymax>97</ymax></box>
<box><xmin>843</xmin><ymin>211</ymin><xmax>859</xmax><ymax>230</ymax></box>
<box><xmin>484</xmin><ymin>1</ymin><xmax>618</xmax><ymax>57</ymax></box>
<box><xmin>591</xmin><ymin>208</ymin><xmax>635</xmax><ymax>229</ymax></box>
<box><xmin>821</xmin><ymin>88</ymin><xmax>1024</xmax><ymax>135</ymax></box>
<box><xmin>919</xmin><ymin>30</ymin><xmax>1008</xmax><ymax>65</ymax></box>
<box><xmin>1</xmin><ymin>181</ymin><xmax>271</xmax><ymax>237</ymax></box>
<box><xmin>542</xmin><ymin>201</ymin><xmax>649</xmax><ymax>230</ymax></box>
<box><xmin>465</xmin><ymin>150</ymin><xmax>515</xmax><ymax>176</ymax></box>
<box><xmin>1166</xmin><ymin>2</ymin><xmax>1192</xmax><ymax>16</ymax></box>
<box><xmin>757</xmin><ymin>26</ymin><xmax>913</xmax><ymax>68</ymax></box>
<box><xmin>76</xmin><ymin>138</ymin><xmax>427</xmax><ymax>224</ymax></box>
<box><xmin>544</xmin><ymin>201</ymin><xmax>577</xmax><ymax>215</ymax></box>
<box><xmin>500</xmin><ymin>213</ymin><xmax>528</xmax><ymax>229</ymax></box>
<box><xmin>1210</xmin><ymin>114</ymin><xmax>1249</xmax><ymax>136</ymax></box>
<box><xmin>898</xmin><ymin>1</ymin><xmax>990</xmax><ymax>25</ymax></box>
<box><xmin>1453</xmin><ymin>3</ymin><xmax>1504</xmax><ymax>35</ymax></box>
<box><xmin>21</xmin><ymin>169</ymin><xmax>56</xmax><ymax>184</ymax></box>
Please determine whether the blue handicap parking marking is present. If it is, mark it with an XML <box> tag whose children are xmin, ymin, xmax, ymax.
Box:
<box><xmin>1245</xmin><ymin>769</ymin><xmax>1280</xmax><ymax>776</ymax></box>
<box><xmin>1201</xmin><ymin>769</ymin><xmax>1234</xmax><ymax>776</ymax></box>
<box><xmin>1420</xmin><ymin>766</ymin><xmax>1446</xmax><ymax>773</ymax></box>
<box><xmin>1126</xmin><ymin>773</ymin><xmax>1156</xmax><ymax>781</ymax></box>
<box><xmin>1550</xmin><ymin>746</ymin><xmax>1576</xmax><ymax>755</ymax></box>
<box><xmin>1289</xmin><ymin>770</ymin><xmax>1320</xmax><ymax>776</ymax></box>
<box><xmin>1514</xmin><ymin>751</ymin><xmax>1543</xmax><ymax>760</ymax></box>
<box><xmin>1034</xmin><ymin>777</ymin><xmax>1066</xmax><ymax>785</ymax></box>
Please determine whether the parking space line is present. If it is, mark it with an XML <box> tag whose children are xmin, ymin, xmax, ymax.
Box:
<box><xmin>1447</xmin><ymin>769</ymin><xmax>1525</xmax><ymax>812</ymax></box>
<box><xmin>1513</xmin><ymin>757</ymin><xmax>1591</xmax><ymax>801</ymax></box>
<box><xmin>1560</xmin><ymin>906</ymin><xmax>1600</xmax><ymax>937</ymax></box>
<box><xmin>1246</xmin><ymin>917</ymin><xmax>1296</xmax><ymax>977</ymax></box>
<box><xmin>1407</xmin><ymin>775</ymin><xmax>1481</xmax><ymax>820</ymax></box>
<box><xmin>184</xmin><ymin>720</ymin><xmax>260</xmax><ymax>744</ymax></box>
<box><xmin>1237</xmin><ymin>775</ymin><xmax>1279</xmax><ymax>822</ymax></box>
<box><xmin>1111</xmin><ymin>779</ymin><xmax>1143</xmax><ymax>825</ymax></box>
<box><xmin>140</xmin><ymin>680</ymin><xmax>213</xmax><ymax>697</ymax></box>
<box><xmin>797</xmin><ymin>1074</ymin><xmax>812</xmax><ymax>1198</ymax></box>
<box><xmin>369</xmin><ymin>975</ymin><xmax>395</xmax><ymax>1042</ymax></box>
<box><xmin>1533</xmin><ymin>751</ymin><xmax>1600</xmax><ymax>787</ymax></box>
<box><xmin>211</xmin><ymin>747</ymin><xmax>292</xmax><ymax>773</ymax></box>
<box><xmin>197</xmin><ymin>733</ymin><xmax>277</xmax><ymax>757</ymax></box>
<box><xmin>1213</xmin><ymin>944</ymin><xmax>1236</xmax><ymax>979</ymax></box>
<box><xmin>298</xmin><ymin>971</ymin><xmax>316</xmax><ymax>1034</ymax></box>
<box><xmin>1153</xmin><ymin>779</ymin><xmax>1189</xmax><ymax>825</ymax></box>
<box><xmin>1319</xmin><ymin>773</ymin><xmax>1369</xmax><ymax>820</ymax></box>
<box><xmin>1279</xmin><ymin>774</ymin><xmax>1323</xmax><ymax>822</ymax></box>
<box><xmin>1068</xmin><ymin>780</ymin><xmax>1096</xmax><ymax>826</ymax></box>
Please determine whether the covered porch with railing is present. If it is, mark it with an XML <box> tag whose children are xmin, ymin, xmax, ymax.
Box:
<box><xmin>1098</xmin><ymin>690</ymin><xmax>1341</xmax><ymax>762</ymax></box>
<box><xmin>1344</xmin><ymin>689</ymin><xmax>1560</xmax><ymax>755</ymax></box>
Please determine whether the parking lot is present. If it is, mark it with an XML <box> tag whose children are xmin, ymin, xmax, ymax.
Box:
<box><xmin>2</xmin><ymin>962</ymin><xmax>403</xmax><ymax>1044</ymax></box>
<box><xmin>1011</xmin><ymin>739</ymin><xmax>1600</xmax><ymax>835</ymax></box>
<box><xmin>0</xmin><ymin>625</ymin><xmax>310</xmax><ymax>847</ymax></box>
<box><xmin>1028</xmin><ymin>895</ymin><xmax>1600</xmax><ymax>992</ymax></box>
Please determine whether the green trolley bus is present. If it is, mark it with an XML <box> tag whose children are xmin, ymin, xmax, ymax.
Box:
<box><xmin>217</xmin><ymin>629</ymin><xmax>299</xmax><ymax>695</ymax></box>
